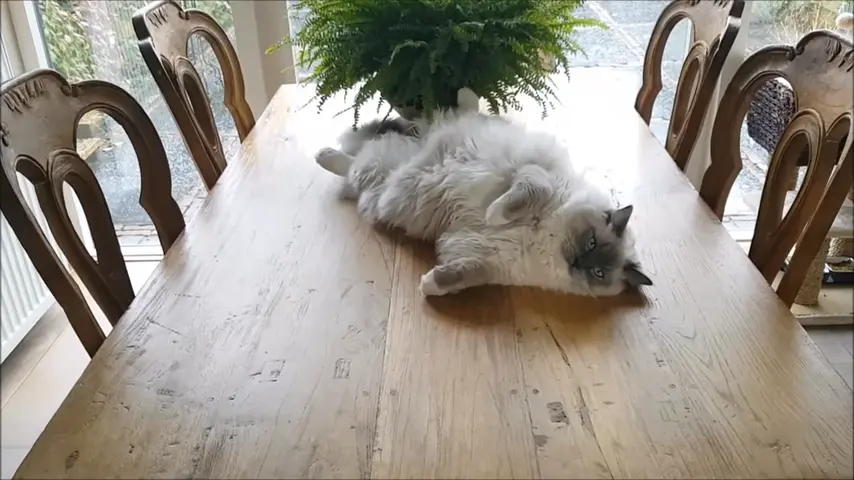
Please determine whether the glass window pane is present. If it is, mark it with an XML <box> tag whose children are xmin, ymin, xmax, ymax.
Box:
<box><xmin>567</xmin><ymin>1</ymin><xmax>691</xmax><ymax>145</ymax></box>
<box><xmin>748</xmin><ymin>1</ymin><xmax>851</xmax><ymax>53</ymax></box>
<box><xmin>34</xmin><ymin>0</ymin><xmax>237</xmax><ymax>256</ymax></box>
<box><xmin>286</xmin><ymin>1</ymin><xmax>312</xmax><ymax>82</ymax></box>
<box><xmin>1</xmin><ymin>40</ymin><xmax>12</xmax><ymax>83</ymax></box>
<box><xmin>185</xmin><ymin>0</ymin><xmax>240</xmax><ymax>166</ymax></box>
<box><xmin>287</xmin><ymin>0</ymin><xmax>691</xmax><ymax>145</ymax></box>
<box><xmin>722</xmin><ymin>1</ymin><xmax>853</xmax><ymax>240</ymax></box>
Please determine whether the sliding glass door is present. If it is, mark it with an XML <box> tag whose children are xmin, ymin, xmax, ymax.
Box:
<box><xmin>722</xmin><ymin>0</ymin><xmax>852</xmax><ymax>241</ymax></box>
<box><xmin>27</xmin><ymin>0</ymin><xmax>239</xmax><ymax>257</ymax></box>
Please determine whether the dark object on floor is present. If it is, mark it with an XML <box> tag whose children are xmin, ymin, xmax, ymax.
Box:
<box><xmin>783</xmin><ymin>257</ymin><xmax>854</xmax><ymax>285</ymax></box>
<box><xmin>746</xmin><ymin>78</ymin><xmax>847</xmax><ymax>167</ymax></box>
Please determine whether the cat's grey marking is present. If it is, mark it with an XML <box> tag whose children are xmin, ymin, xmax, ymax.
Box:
<box><xmin>562</xmin><ymin>205</ymin><xmax>652</xmax><ymax>288</ymax></box>
<box><xmin>430</xmin><ymin>258</ymin><xmax>490</xmax><ymax>293</ymax></box>
<box><xmin>624</xmin><ymin>261</ymin><xmax>652</xmax><ymax>288</ymax></box>
<box><xmin>608</xmin><ymin>205</ymin><xmax>633</xmax><ymax>237</ymax></box>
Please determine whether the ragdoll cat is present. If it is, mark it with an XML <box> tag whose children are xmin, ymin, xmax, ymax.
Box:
<box><xmin>314</xmin><ymin>88</ymin><xmax>652</xmax><ymax>297</ymax></box>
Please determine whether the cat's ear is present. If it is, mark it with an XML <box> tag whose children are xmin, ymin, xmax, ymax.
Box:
<box><xmin>608</xmin><ymin>205</ymin><xmax>633</xmax><ymax>237</ymax></box>
<box><xmin>485</xmin><ymin>165</ymin><xmax>553</xmax><ymax>226</ymax></box>
<box><xmin>624</xmin><ymin>261</ymin><xmax>652</xmax><ymax>288</ymax></box>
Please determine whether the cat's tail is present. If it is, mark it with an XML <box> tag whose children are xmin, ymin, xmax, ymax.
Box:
<box><xmin>315</xmin><ymin>147</ymin><xmax>354</xmax><ymax>177</ymax></box>
<box><xmin>457</xmin><ymin>87</ymin><xmax>480</xmax><ymax>113</ymax></box>
<box><xmin>339</xmin><ymin>118</ymin><xmax>417</xmax><ymax>155</ymax></box>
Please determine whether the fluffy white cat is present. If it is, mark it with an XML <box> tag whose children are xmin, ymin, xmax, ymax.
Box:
<box><xmin>315</xmin><ymin>89</ymin><xmax>652</xmax><ymax>297</ymax></box>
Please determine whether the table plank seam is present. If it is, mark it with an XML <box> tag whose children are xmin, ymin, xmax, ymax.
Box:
<box><xmin>513</xmin><ymin>315</ymin><xmax>546</xmax><ymax>480</ymax></box>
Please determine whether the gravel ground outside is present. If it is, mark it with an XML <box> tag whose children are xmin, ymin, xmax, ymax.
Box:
<box><xmin>84</xmin><ymin>41</ymin><xmax>240</xmax><ymax>249</ymax></box>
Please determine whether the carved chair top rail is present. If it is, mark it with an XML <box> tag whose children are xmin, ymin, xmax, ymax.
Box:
<box><xmin>0</xmin><ymin>69</ymin><xmax>185</xmax><ymax>331</ymax></box>
<box><xmin>700</xmin><ymin>30</ymin><xmax>854</xmax><ymax>306</ymax></box>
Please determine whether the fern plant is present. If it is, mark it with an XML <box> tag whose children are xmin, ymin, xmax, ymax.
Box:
<box><xmin>269</xmin><ymin>0</ymin><xmax>604</xmax><ymax>125</ymax></box>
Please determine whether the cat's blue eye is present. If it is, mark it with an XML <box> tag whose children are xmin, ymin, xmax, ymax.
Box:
<box><xmin>592</xmin><ymin>268</ymin><xmax>604</xmax><ymax>279</ymax></box>
<box><xmin>586</xmin><ymin>236</ymin><xmax>596</xmax><ymax>251</ymax></box>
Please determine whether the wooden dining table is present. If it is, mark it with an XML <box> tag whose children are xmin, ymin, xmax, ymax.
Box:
<box><xmin>14</xmin><ymin>69</ymin><xmax>853</xmax><ymax>479</ymax></box>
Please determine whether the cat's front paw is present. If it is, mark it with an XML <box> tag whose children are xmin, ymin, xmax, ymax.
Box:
<box><xmin>314</xmin><ymin>147</ymin><xmax>340</xmax><ymax>162</ymax></box>
<box><xmin>419</xmin><ymin>270</ymin><xmax>449</xmax><ymax>297</ymax></box>
<box><xmin>315</xmin><ymin>147</ymin><xmax>352</xmax><ymax>177</ymax></box>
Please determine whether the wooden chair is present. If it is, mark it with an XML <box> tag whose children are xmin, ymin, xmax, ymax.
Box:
<box><xmin>133</xmin><ymin>0</ymin><xmax>255</xmax><ymax>191</ymax></box>
<box><xmin>635</xmin><ymin>0</ymin><xmax>745</xmax><ymax>171</ymax></box>
<box><xmin>0</xmin><ymin>69</ymin><xmax>186</xmax><ymax>356</ymax></box>
<box><xmin>698</xmin><ymin>30</ymin><xmax>853</xmax><ymax>308</ymax></box>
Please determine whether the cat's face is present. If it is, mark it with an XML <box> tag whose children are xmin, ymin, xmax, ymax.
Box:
<box><xmin>556</xmin><ymin>204</ymin><xmax>651</xmax><ymax>296</ymax></box>
<box><xmin>485</xmin><ymin>177</ymin><xmax>652</xmax><ymax>296</ymax></box>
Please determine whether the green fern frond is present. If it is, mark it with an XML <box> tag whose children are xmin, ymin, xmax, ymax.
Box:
<box><xmin>276</xmin><ymin>0</ymin><xmax>602</xmax><ymax>124</ymax></box>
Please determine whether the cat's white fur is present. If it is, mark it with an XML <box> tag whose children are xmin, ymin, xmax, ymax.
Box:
<box><xmin>315</xmin><ymin>88</ymin><xmax>651</xmax><ymax>297</ymax></box>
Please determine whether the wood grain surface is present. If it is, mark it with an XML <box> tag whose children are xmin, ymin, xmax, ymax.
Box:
<box><xmin>14</xmin><ymin>69</ymin><xmax>853</xmax><ymax>479</ymax></box>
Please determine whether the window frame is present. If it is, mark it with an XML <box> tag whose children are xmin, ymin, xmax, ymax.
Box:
<box><xmin>4</xmin><ymin>0</ymin><xmax>756</xmax><ymax>187</ymax></box>
<box><xmin>2</xmin><ymin>0</ymin><xmax>297</xmax><ymax>113</ymax></box>
<box><xmin>683</xmin><ymin>1</ymin><xmax>754</xmax><ymax>188</ymax></box>
<box><xmin>1</xmin><ymin>1</ymin><xmax>300</xmax><ymax>252</ymax></box>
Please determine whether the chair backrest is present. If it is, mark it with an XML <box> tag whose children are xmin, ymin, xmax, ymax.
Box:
<box><xmin>699</xmin><ymin>30</ymin><xmax>853</xmax><ymax>307</ymax></box>
<box><xmin>0</xmin><ymin>69</ymin><xmax>186</xmax><ymax>353</ymax></box>
<box><xmin>0</xmin><ymin>169</ymin><xmax>104</xmax><ymax>357</ymax></box>
<box><xmin>635</xmin><ymin>0</ymin><xmax>745</xmax><ymax>170</ymax></box>
<box><xmin>133</xmin><ymin>0</ymin><xmax>255</xmax><ymax>190</ymax></box>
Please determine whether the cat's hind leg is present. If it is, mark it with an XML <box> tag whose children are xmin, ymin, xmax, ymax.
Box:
<box><xmin>419</xmin><ymin>258</ymin><xmax>490</xmax><ymax>296</ymax></box>
<box><xmin>315</xmin><ymin>147</ymin><xmax>355</xmax><ymax>177</ymax></box>
<box><xmin>338</xmin><ymin>181</ymin><xmax>359</xmax><ymax>200</ymax></box>
<box><xmin>420</xmin><ymin>231</ymin><xmax>498</xmax><ymax>296</ymax></box>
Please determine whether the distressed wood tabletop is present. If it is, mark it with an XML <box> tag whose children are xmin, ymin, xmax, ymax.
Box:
<box><xmin>15</xmin><ymin>70</ymin><xmax>853</xmax><ymax>479</ymax></box>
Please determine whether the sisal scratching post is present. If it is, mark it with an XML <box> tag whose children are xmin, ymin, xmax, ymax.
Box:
<box><xmin>828</xmin><ymin>188</ymin><xmax>854</xmax><ymax>257</ymax></box>
<box><xmin>828</xmin><ymin>12</ymin><xmax>854</xmax><ymax>260</ymax></box>
<box><xmin>828</xmin><ymin>233</ymin><xmax>852</xmax><ymax>257</ymax></box>
<box><xmin>794</xmin><ymin>238</ymin><xmax>831</xmax><ymax>306</ymax></box>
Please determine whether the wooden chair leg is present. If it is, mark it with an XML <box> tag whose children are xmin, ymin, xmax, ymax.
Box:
<box><xmin>794</xmin><ymin>238</ymin><xmax>831</xmax><ymax>306</ymax></box>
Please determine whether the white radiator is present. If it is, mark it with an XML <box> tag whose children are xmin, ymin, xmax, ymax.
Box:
<box><xmin>0</xmin><ymin>182</ymin><xmax>56</xmax><ymax>363</ymax></box>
